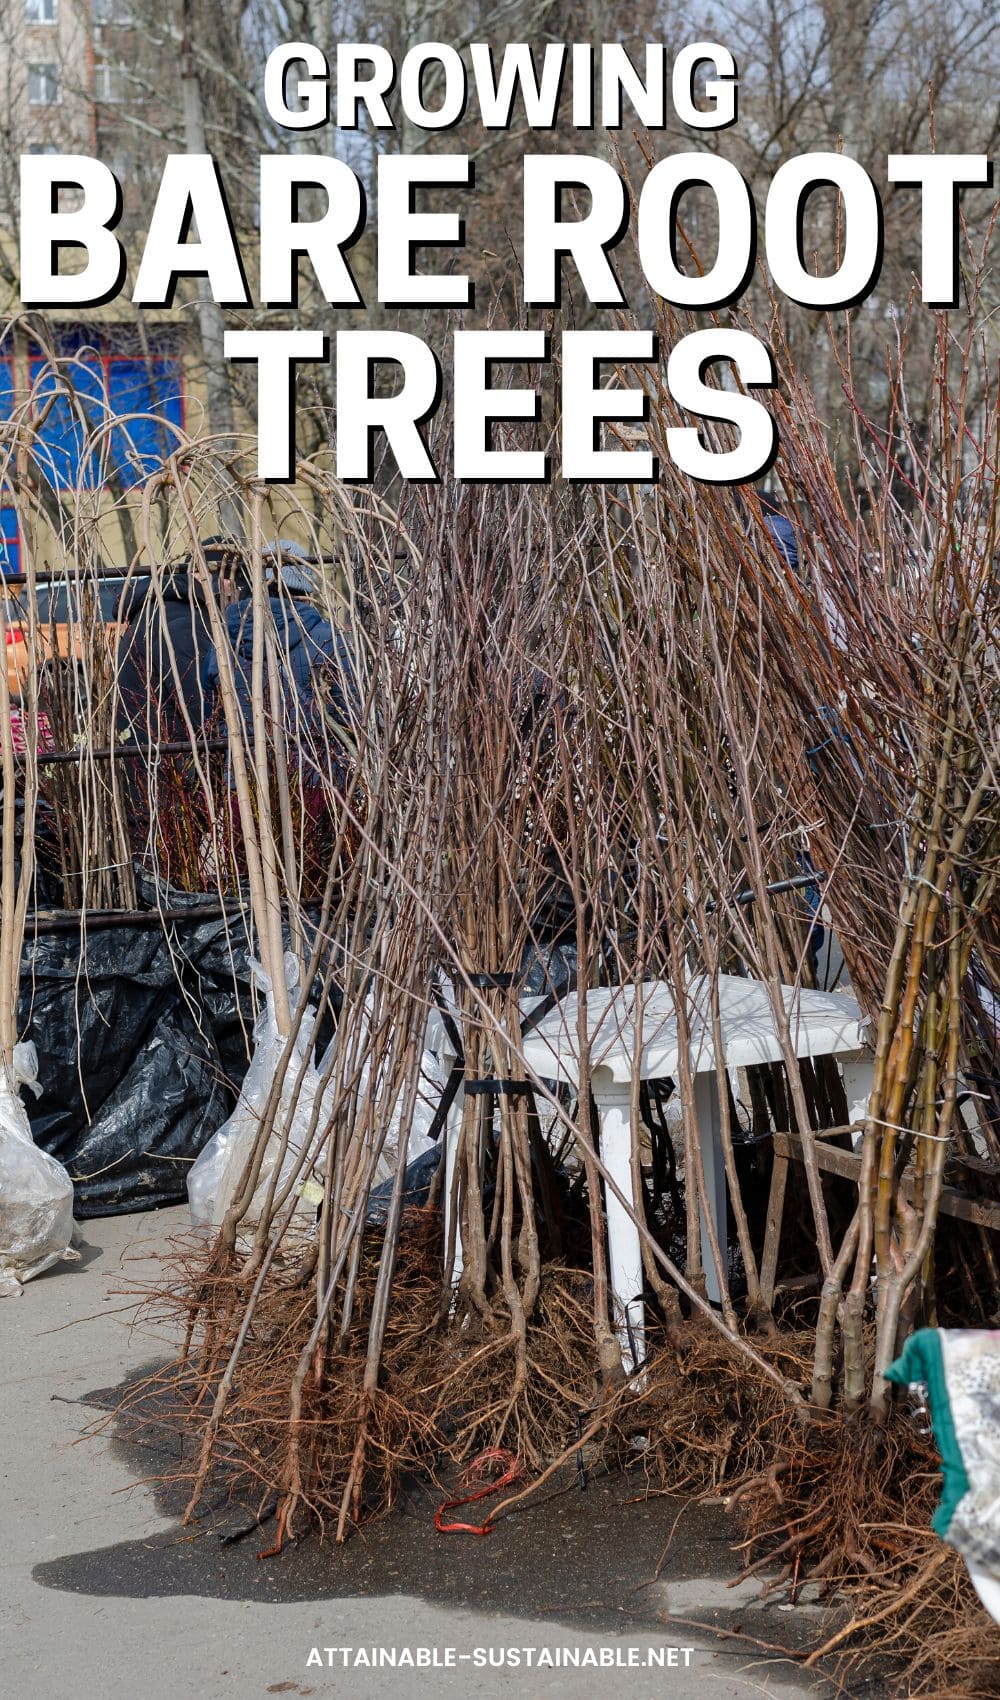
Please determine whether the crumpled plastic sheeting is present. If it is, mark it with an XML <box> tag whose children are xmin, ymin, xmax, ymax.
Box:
<box><xmin>19</xmin><ymin>914</ymin><xmax>254</xmax><ymax>1217</ymax></box>
<box><xmin>886</xmin><ymin>1325</ymin><xmax>1000</xmax><ymax>1623</ymax></box>
<box><xmin>365</xmin><ymin>1147</ymin><xmax>442</xmax><ymax>1226</ymax></box>
<box><xmin>188</xmin><ymin>969</ymin><xmax>449</xmax><ymax>1232</ymax></box>
<box><xmin>357</xmin><ymin>993</ymin><xmax>447</xmax><ymax>1177</ymax></box>
<box><xmin>188</xmin><ymin>956</ymin><xmax>326</xmax><ymax>1230</ymax></box>
<box><xmin>390</xmin><ymin>1044</ymin><xmax>447</xmax><ymax>1164</ymax></box>
<box><xmin>0</xmin><ymin>1041</ymin><xmax>78</xmax><ymax>1297</ymax></box>
<box><xmin>937</xmin><ymin>1329</ymin><xmax>1000</xmax><ymax>1577</ymax></box>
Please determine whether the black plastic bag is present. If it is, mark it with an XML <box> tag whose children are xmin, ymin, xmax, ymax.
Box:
<box><xmin>18</xmin><ymin>913</ymin><xmax>255</xmax><ymax>1218</ymax></box>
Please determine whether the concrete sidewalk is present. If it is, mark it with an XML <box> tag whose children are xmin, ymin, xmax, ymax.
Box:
<box><xmin>1</xmin><ymin>1209</ymin><xmax>836</xmax><ymax>1700</ymax></box>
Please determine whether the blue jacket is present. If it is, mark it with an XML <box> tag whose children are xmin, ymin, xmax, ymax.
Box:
<box><xmin>764</xmin><ymin>513</ymin><xmax>799</xmax><ymax>574</ymax></box>
<box><xmin>202</xmin><ymin>595</ymin><xmax>359</xmax><ymax>738</ymax></box>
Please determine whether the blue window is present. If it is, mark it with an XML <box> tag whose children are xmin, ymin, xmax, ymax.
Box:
<box><xmin>0</xmin><ymin>351</ymin><xmax>14</xmax><ymax>418</ymax></box>
<box><xmin>1</xmin><ymin>343</ymin><xmax>19</xmax><ymax>573</ymax></box>
<box><xmin>5</xmin><ymin>329</ymin><xmax>184</xmax><ymax>492</ymax></box>
<box><xmin>28</xmin><ymin>350</ymin><xmax>105</xmax><ymax>490</ymax></box>
<box><xmin>1</xmin><ymin>508</ymin><xmax>19</xmax><ymax>576</ymax></box>
<box><xmin>106</xmin><ymin>353</ymin><xmax>184</xmax><ymax>484</ymax></box>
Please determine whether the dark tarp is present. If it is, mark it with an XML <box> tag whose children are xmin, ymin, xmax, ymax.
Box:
<box><xmin>18</xmin><ymin>911</ymin><xmax>255</xmax><ymax>1217</ymax></box>
<box><xmin>14</xmin><ymin>864</ymin><xmax>571</xmax><ymax>1221</ymax></box>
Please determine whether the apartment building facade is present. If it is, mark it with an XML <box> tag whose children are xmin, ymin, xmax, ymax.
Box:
<box><xmin>1</xmin><ymin>0</ymin><xmax>187</xmax><ymax>574</ymax></box>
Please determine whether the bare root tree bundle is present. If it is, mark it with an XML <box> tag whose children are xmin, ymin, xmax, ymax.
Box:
<box><xmin>3</xmin><ymin>280</ymin><xmax>1000</xmax><ymax>1696</ymax></box>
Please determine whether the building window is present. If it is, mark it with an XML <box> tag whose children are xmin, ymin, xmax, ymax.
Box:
<box><xmin>105</xmin><ymin>149</ymin><xmax>131</xmax><ymax>182</ymax></box>
<box><xmin>27</xmin><ymin>63</ymin><xmax>60</xmax><ymax>105</ymax></box>
<box><xmin>0</xmin><ymin>352</ymin><xmax>21</xmax><ymax>573</ymax></box>
<box><xmin>1</xmin><ymin>510</ymin><xmax>20</xmax><ymax>578</ymax></box>
<box><xmin>25</xmin><ymin>0</ymin><xmax>58</xmax><ymax>23</ymax></box>
<box><xmin>5</xmin><ymin>330</ymin><xmax>185</xmax><ymax>493</ymax></box>
<box><xmin>93</xmin><ymin>0</ymin><xmax>132</xmax><ymax>22</ymax></box>
<box><xmin>93</xmin><ymin>55</ymin><xmax>126</xmax><ymax>102</ymax></box>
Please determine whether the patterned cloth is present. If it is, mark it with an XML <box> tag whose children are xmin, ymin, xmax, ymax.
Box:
<box><xmin>8</xmin><ymin>708</ymin><xmax>53</xmax><ymax>754</ymax></box>
<box><xmin>886</xmin><ymin>1327</ymin><xmax>1000</xmax><ymax>1575</ymax></box>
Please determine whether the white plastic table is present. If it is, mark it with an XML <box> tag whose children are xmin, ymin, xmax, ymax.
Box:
<box><xmin>432</xmin><ymin>975</ymin><xmax>872</xmax><ymax>1372</ymax></box>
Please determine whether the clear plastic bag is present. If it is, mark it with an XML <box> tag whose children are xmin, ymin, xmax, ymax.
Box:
<box><xmin>188</xmin><ymin>966</ymin><xmax>447</xmax><ymax>1231</ymax></box>
<box><xmin>351</xmin><ymin>990</ymin><xmax>448</xmax><ymax>1179</ymax></box>
<box><xmin>187</xmin><ymin>957</ymin><xmax>324</xmax><ymax>1230</ymax></box>
<box><xmin>0</xmin><ymin>1042</ymin><xmax>78</xmax><ymax>1298</ymax></box>
<box><xmin>381</xmin><ymin>1043</ymin><xmax>447</xmax><ymax>1168</ymax></box>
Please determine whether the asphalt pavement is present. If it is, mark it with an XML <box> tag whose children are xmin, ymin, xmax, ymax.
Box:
<box><xmin>1</xmin><ymin>1207</ymin><xmax>845</xmax><ymax>1700</ymax></box>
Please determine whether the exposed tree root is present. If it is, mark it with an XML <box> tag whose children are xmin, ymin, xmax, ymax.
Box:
<box><xmin>108</xmin><ymin>1237</ymin><xmax>1000</xmax><ymax>1699</ymax></box>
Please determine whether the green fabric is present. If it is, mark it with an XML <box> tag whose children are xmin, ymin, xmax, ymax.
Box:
<box><xmin>884</xmin><ymin>1327</ymin><xmax>970</xmax><ymax>1537</ymax></box>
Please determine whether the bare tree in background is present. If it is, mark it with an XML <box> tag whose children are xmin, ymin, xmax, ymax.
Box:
<box><xmin>0</xmin><ymin>0</ymin><xmax>997</xmax><ymax>488</ymax></box>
